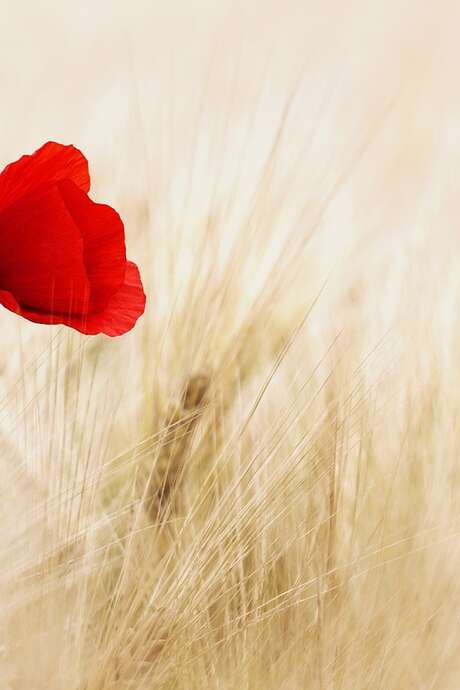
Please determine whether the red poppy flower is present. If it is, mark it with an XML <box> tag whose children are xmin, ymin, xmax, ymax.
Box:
<box><xmin>0</xmin><ymin>141</ymin><xmax>146</xmax><ymax>336</ymax></box>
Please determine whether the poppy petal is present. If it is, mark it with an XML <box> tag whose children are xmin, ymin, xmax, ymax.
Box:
<box><xmin>57</xmin><ymin>179</ymin><xmax>126</xmax><ymax>312</ymax></box>
<box><xmin>0</xmin><ymin>261</ymin><xmax>146</xmax><ymax>336</ymax></box>
<box><xmin>0</xmin><ymin>183</ymin><xmax>91</xmax><ymax>314</ymax></box>
<box><xmin>82</xmin><ymin>261</ymin><xmax>146</xmax><ymax>336</ymax></box>
<box><xmin>0</xmin><ymin>289</ymin><xmax>21</xmax><ymax>315</ymax></box>
<box><xmin>0</xmin><ymin>141</ymin><xmax>90</xmax><ymax>212</ymax></box>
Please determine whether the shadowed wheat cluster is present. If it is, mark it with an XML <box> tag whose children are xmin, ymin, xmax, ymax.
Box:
<box><xmin>1</xmin><ymin>0</ymin><xmax>460</xmax><ymax>688</ymax></box>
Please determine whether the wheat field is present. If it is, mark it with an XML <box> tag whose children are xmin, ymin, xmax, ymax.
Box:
<box><xmin>1</xmin><ymin>1</ymin><xmax>460</xmax><ymax>688</ymax></box>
